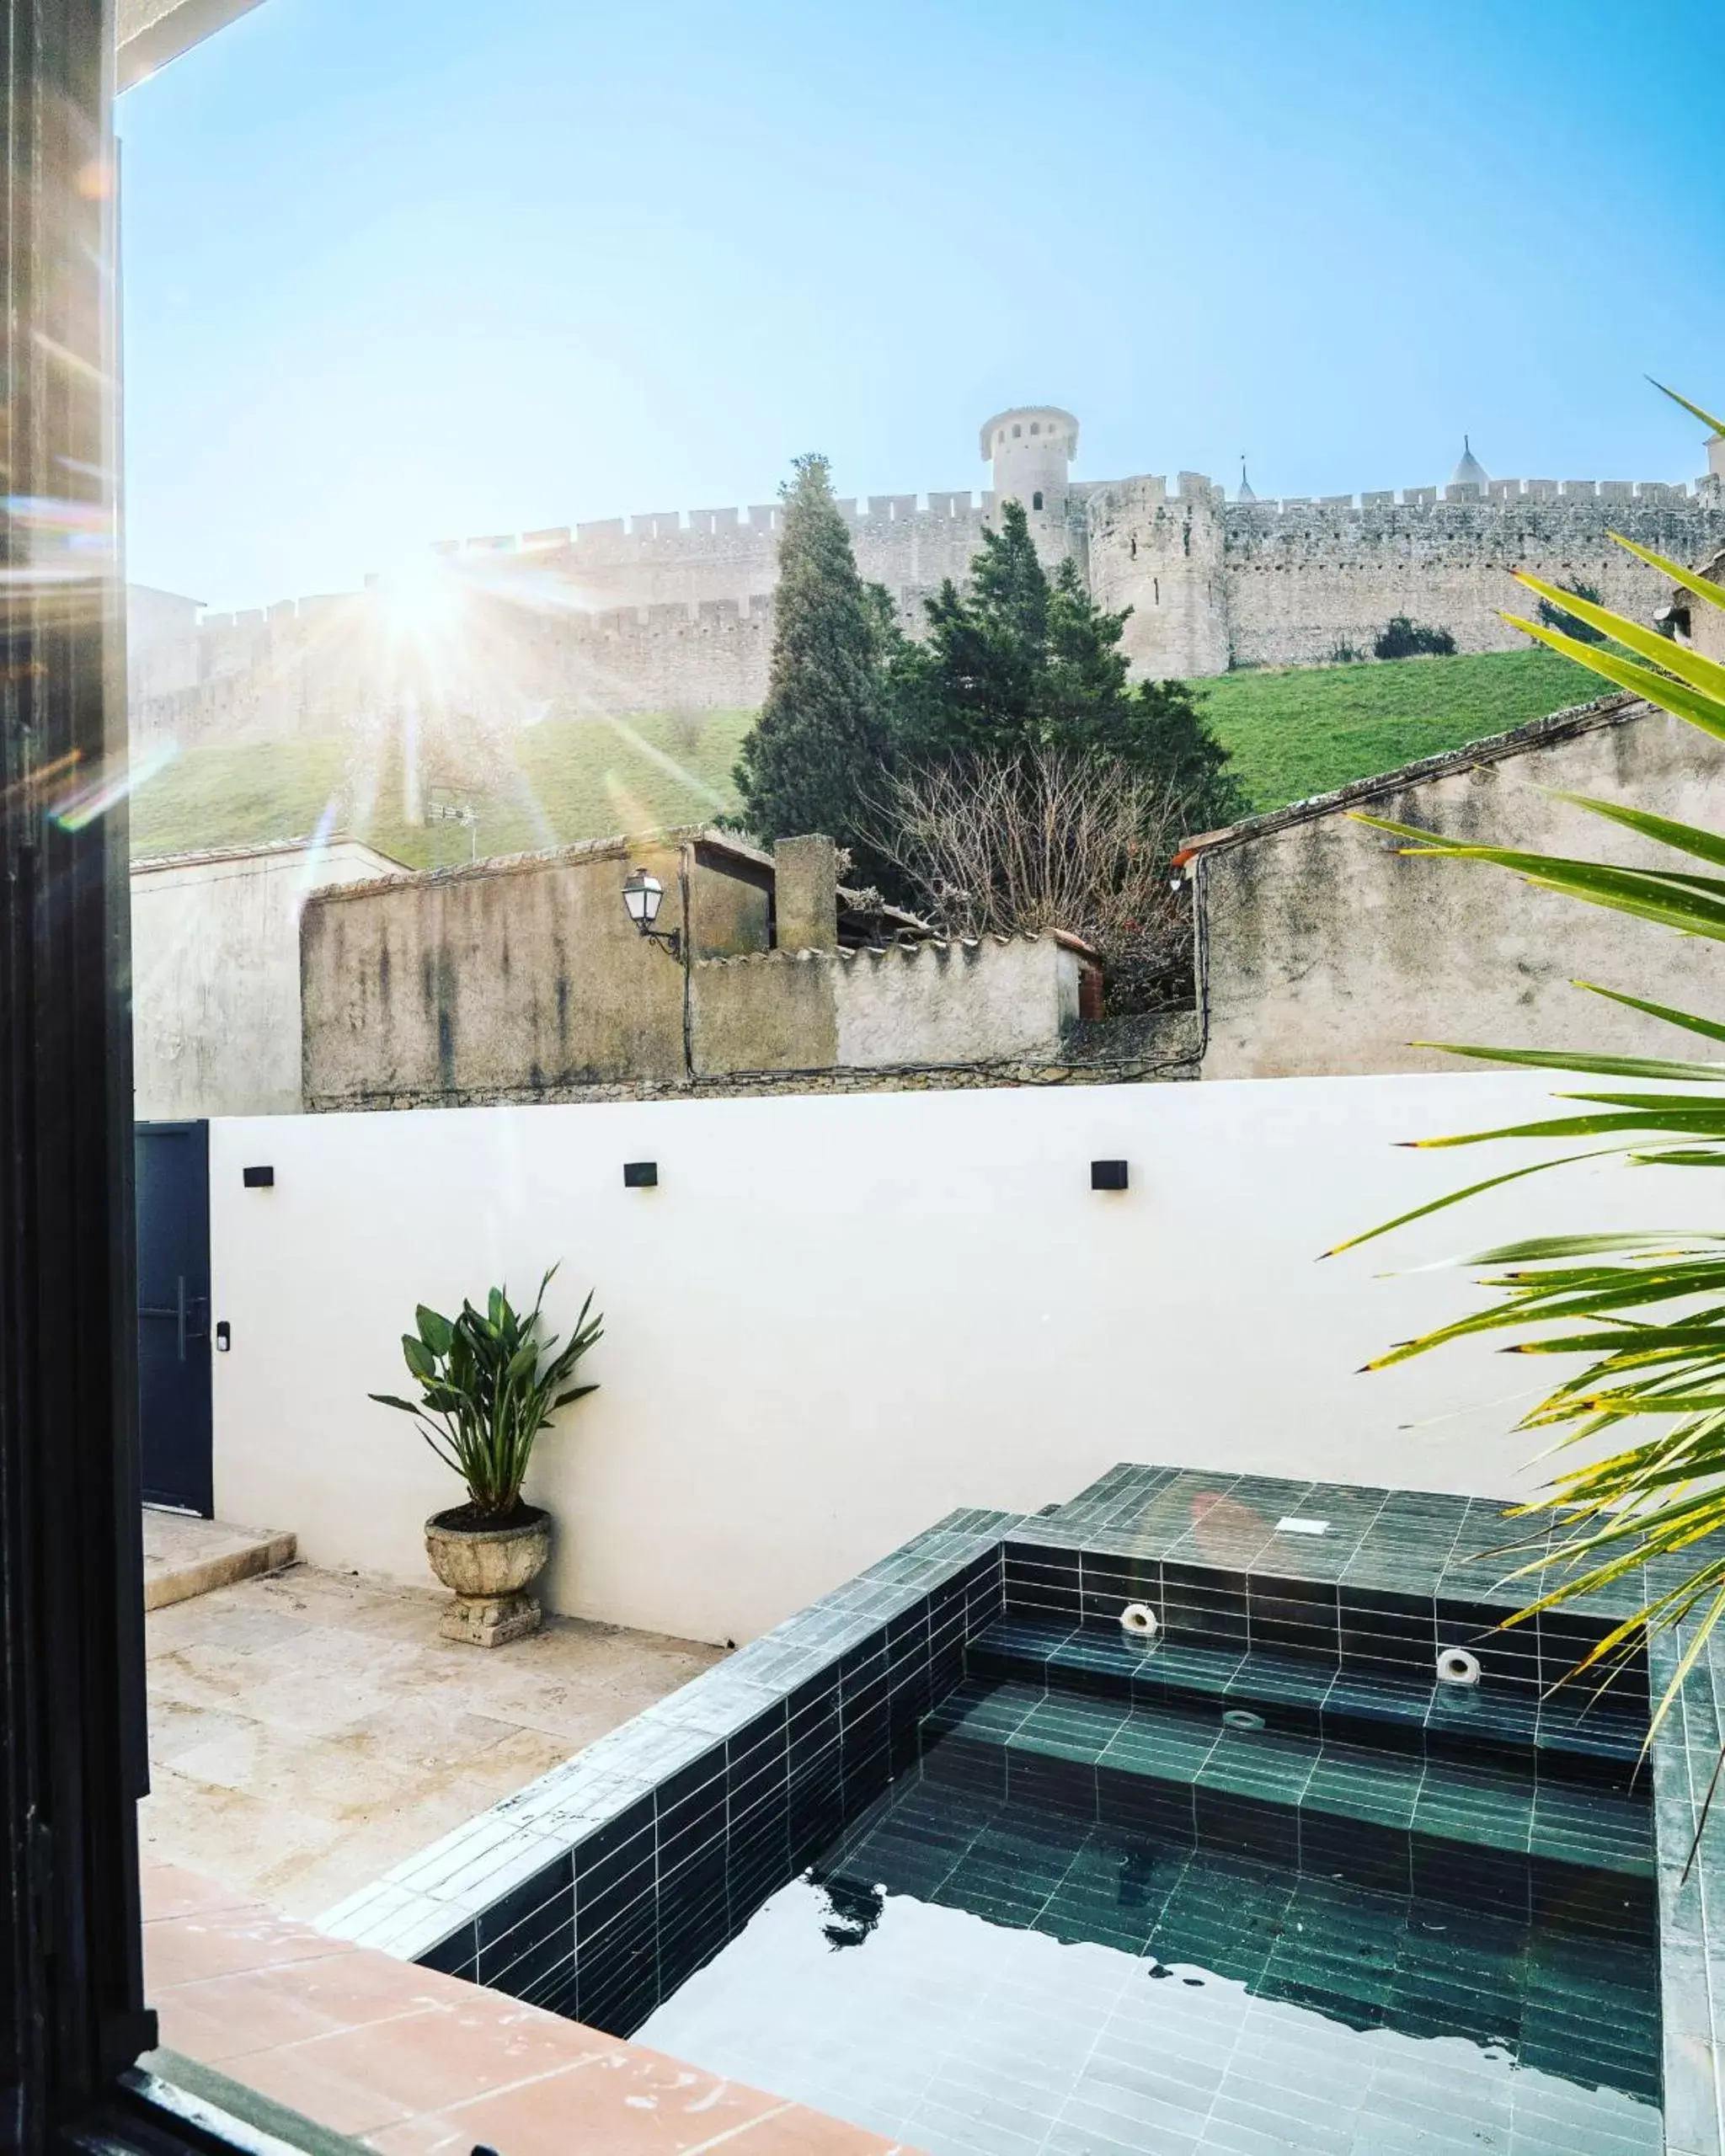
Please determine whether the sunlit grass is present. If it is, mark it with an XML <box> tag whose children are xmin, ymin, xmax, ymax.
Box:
<box><xmin>126</xmin><ymin>648</ymin><xmax>1599</xmax><ymax>863</ymax></box>
<box><xmin>1194</xmin><ymin>646</ymin><xmax>1598</xmax><ymax>814</ymax></box>
<box><xmin>128</xmin><ymin>709</ymin><xmax>756</xmax><ymax>868</ymax></box>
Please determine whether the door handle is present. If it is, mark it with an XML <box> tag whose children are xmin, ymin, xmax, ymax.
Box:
<box><xmin>176</xmin><ymin>1275</ymin><xmax>186</xmax><ymax>1364</ymax></box>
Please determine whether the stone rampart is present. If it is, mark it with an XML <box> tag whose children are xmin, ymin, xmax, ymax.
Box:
<box><xmin>129</xmin><ymin>437</ymin><xmax>1725</xmax><ymax>750</ymax></box>
<box><xmin>1219</xmin><ymin>488</ymin><xmax>1725</xmax><ymax>667</ymax></box>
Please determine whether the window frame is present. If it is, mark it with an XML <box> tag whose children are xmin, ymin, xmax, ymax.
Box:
<box><xmin>0</xmin><ymin>8</ymin><xmax>259</xmax><ymax>2149</ymax></box>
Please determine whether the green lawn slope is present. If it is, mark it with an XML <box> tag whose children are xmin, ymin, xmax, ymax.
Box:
<box><xmin>1194</xmin><ymin>646</ymin><xmax>1599</xmax><ymax>816</ymax></box>
<box><xmin>127</xmin><ymin>646</ymin><xmax>1599</xmax><ymax>864</ymax></box>
<box><xmin>130</xmin><ymin>708</ymin><xmax>757</xmax><ymax>869</ymax></box>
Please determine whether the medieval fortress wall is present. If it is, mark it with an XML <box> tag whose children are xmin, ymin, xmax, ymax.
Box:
<box><xmin>128</xmin><ymin>408</ymin><xmax>1725</xmax><ymax>750</ymax></box>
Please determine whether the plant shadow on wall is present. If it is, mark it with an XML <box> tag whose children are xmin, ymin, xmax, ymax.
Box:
<box><xmin>371</xmin><ymin>1267</ymin><xmax>603</xmax><ymax>1647</ymax></box>
<box><xmin>1332</xmin><ymin>382</ymin><xmax>1725</xmax><ymax>1841</ymax></box>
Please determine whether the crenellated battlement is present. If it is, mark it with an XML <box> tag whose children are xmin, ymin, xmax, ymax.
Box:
<box><xmin>414</xmin><ymin>488</ymin><xmax>995</xmax><ymax>562</ymax></box>
<box><xmin>132</xmin><ymin>404</ymin><xmax>1725</xmax><ymax>749</ymax></box>
<box><xmin>197</xmin><ymin>470</ymin><xmax>1716</xmax><ymax>635</ymax></box>
<box><xmin>1229</xmin><ymin>476</ymin><xmax>1707</xmax><ymax>518</ymax></box>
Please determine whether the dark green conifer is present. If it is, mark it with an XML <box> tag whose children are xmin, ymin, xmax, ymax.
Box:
<box><xmin>733</xmin><ymin>455</ymin><xmax>897</xmax><ymax>867</ymax></box>
<box><xmin>892</xmin><ymin>501</ymin><xmax>1242</xmax><ymax>830</ymax></box>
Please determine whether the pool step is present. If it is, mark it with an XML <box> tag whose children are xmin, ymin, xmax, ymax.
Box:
<box><xmin>918</xmin><ymin>1674</ymin><xmax>1653</xmax><ymax>1933</ymax></box>
<box><xmin>965</xmin><ymin>1614</ymin><xmax>1648</xmax><ymax>1790</ymax></box>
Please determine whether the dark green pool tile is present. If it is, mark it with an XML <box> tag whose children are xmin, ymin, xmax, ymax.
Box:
<box><xmin>1099</xmin><ymin>1710</ymin><xmax>1218</xmax><ymax>1778</ymax></box>
<box><xmin>1301</xmin><ymin>1744</ymin><xmax>1422</xmax><ymax>1830</ymax></box>
<box><xmin>947</xmin><ymin>1839</ymin><xmax>1068</xmax><ymax>1898</ymax></box>
<box><xmin>1017</xmin><ymin>1693</ymin><xmax>1124</xmax><ymax>1760</ymax></box>
<box><xmin>1194</xmin><ymin>1726</ymin><xmax>1317</xmax><ymax>1803</ymax></box>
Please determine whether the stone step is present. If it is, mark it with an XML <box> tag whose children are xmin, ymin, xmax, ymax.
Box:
<box><xmin>918</xmin><ymin>1675</ymin><xmax>1653</xmax><ymax>1935</ymax></box>
<box><xmin>142</xmin><ymin>1511</ymin><xmax>297</xmax><ymax>1612</ymax></box>
<box><xmin>966</xmin><ymin>1614</ymin><xmax>1647</xmax><ymax>1790</ymax></box>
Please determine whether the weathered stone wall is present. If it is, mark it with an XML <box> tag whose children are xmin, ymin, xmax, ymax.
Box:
<box><xmin>132</xmin><ymin>836</ymin><xmax>401</xmax><ymax>1119</ymax></box>
<box><xmin>1196</xmin><ymin>696</ymin><xmax>1725</xmax><ymax>1081</ymax></box>
<box><xmin>1087</xmin><ymin>474</ymin><xmax>1231</xmax><ymax>678</ymax></box>
<box><xmin>834</xmin><ymin>935</ymin><xmax>1082</xmax><ymax>1067</ymax></box>
<box><xmin>1219</xmin><ymin>488</ymin><xmax>1725</xmax><ymax>667</ymax></box>
<box><xmin>302</xmin><ymin>831</ymin><xmax>1107</xmax><ymax>1107</ymax></box>
<box><xmin>132</xmin><ymin>440</ymin><xmax>1725</xmax><ymax>750</ymax></box>
<box><xmin>302</xmin><ymin>836</ymin><xmax>695</xmax><ymax>1107</ymax></box>
<box><xmin>687</xmin><ymin>838</ymin><xmax>772</xmax><ymax>957</ymax></box>
<box><xmin>692</xmin><ymin>949</ymin><xmax>838</xmax><ymax>1075</ymax></box>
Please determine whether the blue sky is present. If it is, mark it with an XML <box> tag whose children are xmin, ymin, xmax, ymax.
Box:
<box><xmin>118</xmin><ymin>0</ymin><xmax>1725</xmax><ymax>611</ymax></box>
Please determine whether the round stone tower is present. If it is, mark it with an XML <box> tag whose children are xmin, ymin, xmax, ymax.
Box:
<box><xmin>980</xmin><ymin>405</ymin><xmax>1081</xmax><ymax>527</ymax></box>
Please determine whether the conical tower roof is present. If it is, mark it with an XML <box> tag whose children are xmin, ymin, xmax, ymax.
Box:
<box><xmin>1450</xmin><ymin>435</ymin><xmax>1490</xmax><ymax>488</ymax></box>
<box><xmin>1236</xmin><ymin>457</ymin><xmax>1258</xmax><ymax>504</ymax></box>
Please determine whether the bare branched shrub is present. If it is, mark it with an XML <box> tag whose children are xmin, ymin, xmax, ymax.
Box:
<box><xmin>872</xmin><ymin>750</ymin><xmax>1192</xmax><ymax>1011</ymax></box>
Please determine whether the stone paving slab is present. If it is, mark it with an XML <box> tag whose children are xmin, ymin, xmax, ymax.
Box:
<box><xmin>144</xmin><ymin>1560</ymin><xmax>724</xmax><ymax>1919</ymax></box>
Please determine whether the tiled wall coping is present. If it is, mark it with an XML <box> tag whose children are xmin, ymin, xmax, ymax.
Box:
<box><xmin>319</xmin><ymin>1507</ymin><xmax>1023</xmax><ymax>2028</ymax></box>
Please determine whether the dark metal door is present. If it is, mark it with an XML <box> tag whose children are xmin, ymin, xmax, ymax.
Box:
<box><xmin>135</xmin><ymin>1122</ymin><xmax>212</xmax><ymax>1516</ymax></box>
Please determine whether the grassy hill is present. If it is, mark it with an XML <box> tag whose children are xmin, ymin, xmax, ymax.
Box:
<box><xmin>127</xmin><ymin>646</ymin><xmax>1600</xmax><ymax>864</ymax></box>
<box><xmin>130</xmin><ymin>709</ymin><xmax>758</xmax><ymax>870</ymax></box>
<box><xmin>1195</xmin><ymin>646</ymin><xmax>1599</xmax><ymax>816</ymax></box>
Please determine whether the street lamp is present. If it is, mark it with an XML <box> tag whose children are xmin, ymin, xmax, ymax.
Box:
<box><xmin>622</xmin><ymin>866</ymin><xmax>681</xmax><ymax>958</ymax></box>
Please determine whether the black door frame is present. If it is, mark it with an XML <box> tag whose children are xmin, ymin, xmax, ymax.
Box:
<box><xmin>135</xmin><ymin>1122</ymin><xmax>213</xmax><ymax>1518</ymax></box>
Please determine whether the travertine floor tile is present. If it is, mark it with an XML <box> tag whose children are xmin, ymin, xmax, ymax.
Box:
<box><xmin>144</xmin><ymin>1561</ymin><xmax>721</xmax><ymax>1916</ymax></box>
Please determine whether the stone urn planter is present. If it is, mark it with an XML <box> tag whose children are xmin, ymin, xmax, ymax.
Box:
<box><xmin>372</xmin><ymin>1269</ymin><xmax>602</xmax><ymax>1651</ymax></box>
<box><xmin>425</xmin><ymin>1504</ymin><xmax>553</xmax><ymax>1648</ymax></box>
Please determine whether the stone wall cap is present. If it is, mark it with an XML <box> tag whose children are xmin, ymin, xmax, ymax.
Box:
<box><xmin>692</xmin><ymin>925</ymin><xmax>1097</xmax><ymax>969</ymax></box>
<box><xmin>131</xmin><ymin>833</ymin><xmax>406</xmax><ymax>877</ymax></box>
<box><xmin>303</xmin><ymin>823</ymin><xmax>772</xmax><ymax>908</ymax></box>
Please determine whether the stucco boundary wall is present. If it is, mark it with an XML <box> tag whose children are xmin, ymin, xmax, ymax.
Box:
<box><xmin>1193</xmin><ymin>694</ymin><xmax>1725</xmax><ymax>1081</ymax></box>
<box><xmin>690</xmin><ymin>933</ymin><xmax>1085</xmax><ymax>1077</ymax></box>
<box><xmin>210</xmin><ymin>1066</ymin><xmax>1694</xmax><ymax>1648</ymax></box>
<box><xmin>299</xmin><ymin>834</ymin><xmax>1108</xmax><ymax>1109</ymax></box>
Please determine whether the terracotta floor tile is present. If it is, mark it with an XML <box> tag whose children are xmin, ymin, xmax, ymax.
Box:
<box><xmin>386</xmin><ymin>2056</ymin><xmax>781</xmax><ymax>2156</ymax></box>
<box><xmin>140</xmin><ymin>1862</ymin><xmax>257</xmax><ymax>1924</ymax></box>
<box><xmin>144</xmin><ymin>1907</ymin><xmax>352</xmax><ymax>1989</ymax></box>
<box><xmin>142</xmin><ymin>1861</ymin><xmax>919</xmax><ymax>2156</ymax></box>
<box><xmin>223</xmin><ymin>2026</ymin><xmax>432</xmax><ymax>2139</ymax></box>
<box><xmin>152</xmin><ymin>1949</ymin><xmax>430</xmax><ymax>2063</ymax></box>
<box><xmin>261</xmin><ymin>1994</ymin><xmax>618</xmax><ymax>2116</ymax></box>
<box><xmin>711</xmin><ymin>2104</ymin><xmax>915</xmax><ymax>2153</ymax></box>
<box><xmin>355</xmin><ymin>2116</ymin><xmax>471</xmax><ymax>2156</ymax></box>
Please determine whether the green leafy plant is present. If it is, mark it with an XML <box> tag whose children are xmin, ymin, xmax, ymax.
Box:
<box><xmin>371</xmin><ymin>1267</ymin><xmax>603</xmax><ymax>1520</ymax></box>
<box><xmin>1535</xmin><ymin>577</ymin><xmax>1608</xmax><ymax>647</ymax></box>
<box><xmin>1374</xmin><ymin>615</ymin><xmax>1457</xmax><ymax>660</ymax></box>
<box><xmin>1332</xmin><ymin>380</ymin><xmax>1725</xmax><ymax>1769</ymax></box>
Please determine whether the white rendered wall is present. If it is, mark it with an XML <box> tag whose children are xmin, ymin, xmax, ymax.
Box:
<box><xmin>209</xmin><ymin>1072</ymin><xmax>1677</xmax><ymax>1646</ymax></box>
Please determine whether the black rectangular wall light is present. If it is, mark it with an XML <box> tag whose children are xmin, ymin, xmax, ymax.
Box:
<box><xmin>622</xmin><ymin>1161</ymin><xmax>659</xmax><ymax>1188</ymax></box>
<box><xmin>242</xmin><ymin>1165</ymin><xmax>275</xmax><ymax>1189</ymax></box>
<box><xmin>1090</xmin><ymin>1160</ymin><xmax>1129</xmax><ymax>1191</ymax></box>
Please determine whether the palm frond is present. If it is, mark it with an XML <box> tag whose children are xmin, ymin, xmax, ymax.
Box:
<box><xmin>1339</xmin><ymin>391</ymin><xmax>1725</xmax><ymax>1812</ymax></box>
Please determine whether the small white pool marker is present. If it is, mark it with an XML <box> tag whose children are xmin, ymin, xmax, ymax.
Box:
<box><xmin>1275</xmin><ymin>1517</ymin><xmax>1330</xmax><ymax>1535</ymax></box>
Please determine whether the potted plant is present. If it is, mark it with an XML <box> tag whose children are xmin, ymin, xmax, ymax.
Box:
<box><xmin>371</xmin><ymin>1267</ymin><xmax>602</xmax><ymax>1646</ymax></box>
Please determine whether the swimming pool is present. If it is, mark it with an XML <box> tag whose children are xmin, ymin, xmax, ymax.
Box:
<box><xmin>639</xmin><ymin>1641</ymin><xmax>1660</xmax><ymax>2155</ymax></box>
<box><xmin>328</xmin><ymin>1468</ymin><xmax>1684</xmax><ymax>2153</ymax></box>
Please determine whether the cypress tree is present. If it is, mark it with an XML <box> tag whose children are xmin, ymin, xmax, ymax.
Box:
<box><xmin>893</xmin><ymin>499</ymin><xmax>1243</xmax><ymax>831</ymax></box>
<box><xmin>733</xmin><ymin>455</ymin><xmax>896</xmax><ymax>866</ymax></box>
